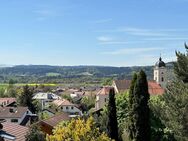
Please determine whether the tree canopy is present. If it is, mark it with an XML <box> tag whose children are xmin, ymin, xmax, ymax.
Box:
<box><xmin>47</xmin><ymin>117</ymin><xmax>113</xmax><ymax>141</ymax></box>
<box><xmin>174</xmin><ymin>43</ymin><xmax>188</xmax><ymax>83</ymax></box>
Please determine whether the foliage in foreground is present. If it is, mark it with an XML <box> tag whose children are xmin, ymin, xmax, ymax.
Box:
<box><xmin>107</xmin><ymin>88</ymin><xmax>119</xmax><ymax>141</ymax></box>
<box><xmin>174</xmin><ymin>43</ymin><xmax>188</xmax><ymax>83</ymax></box>
<box><xmin>129</xmin><ymin>70</ymin><xmax>150</xmax><ymax>141</ymax></box>
<box><xmin>47</xmin><ymin>117</ymin><xmax>113</xmax><ymax>141</ymax></box>
<box><xmin>25</xmin><ymin>124</ymin><xmax>46</xmax><ymax>141</ymax></box>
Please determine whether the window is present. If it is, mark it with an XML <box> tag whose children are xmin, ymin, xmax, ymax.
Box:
<box><xmin>11</xmin><ymin>119</ymin><xmax>18</xmax><ymax>123</ymax></box>
<box><xmin>161</xmin><ymin>72</ymin><xmax>164</xmax><ymax>74</ymax></box>
<box><xmin>66</xmin><ymin>106</ymin><xmax>69</xmax><ymax>110</ymax></box>
<box><xmin>161</xmin><ymin>77</ymin><xmax>164</xmax><ymax>82</ymax></box>
<box><xmin>71</xmin><ymin>107</ymin><xmax>74</xmax><ymax>110</ymax></box>
<box><xmin>105</xmin><ymin>98</ymin><xmax>107</xmax><ymax>102</ymax></box>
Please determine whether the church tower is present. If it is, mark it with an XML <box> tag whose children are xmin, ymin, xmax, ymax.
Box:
<box><xmin>154</xmin><ymin>57</ymin><xmax>166</xmax><ymax>88</ymax></box>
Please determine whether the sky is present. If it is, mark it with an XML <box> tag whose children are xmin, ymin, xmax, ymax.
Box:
<box><xmin>0</xmin><ymin>0</ymin><xmax>188</xmax><ymax>66</ymax></box>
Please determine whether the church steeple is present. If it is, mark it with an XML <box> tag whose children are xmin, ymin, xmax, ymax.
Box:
<box><xmin>155</xmin><ymin>56</ymin><xmax>166</xmax><ymax>68</ymax></box>
<box><xmin>154</xmin><ymin>56</ymin><xmax>166</xmax><ymax>88</ymax></box>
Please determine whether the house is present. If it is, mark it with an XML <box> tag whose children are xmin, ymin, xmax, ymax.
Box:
<box><xmin>112</xmin><ymin>80</ymin><xmax>164</xmax><ymax>95</ymax></box>
<box><xmin>39</xmin><ymin>113</ymin><xmax>70</xmax><ymax>135</ymax></box>
<box><xmin>33</xmin><ymin>92</ymin><xmax>61</xmax><ymax>109</ymax></box>
<box><xmin>0</xmin><ymin>98</ymin><xmax>16</xmax><ymax>107</ymax></box>
<box><xmin>95</xmin><ymin>87</ymin><xmax>114</xmax><ymax>111</ymax></box>
<box><xmin>52</xmin><ymin>87</ymin><xmax>65</xmax><ymax>94</ymax></box>
<box><xmin>0</xmin><ymin>107</ymin><xmax>32</xmax><ymax>125</ymax></box>
<box><xmin>70</xmin><ymin>91</ymin><xmax>85</xmax><ymax>101</ymax></box>
<box><xmin>42</xmin><ymin>108</ymin><xmax>57</xmax><ymax>117</ymax></box>
<box><xmin>1</xmin><ymin>121</ymin><xmax>28</xmax><ymax>141</ymax></box>
<box><xmin>52</xmin><ymin>99</ymin><xmax>82</xmax><ymax>115</ymax></box>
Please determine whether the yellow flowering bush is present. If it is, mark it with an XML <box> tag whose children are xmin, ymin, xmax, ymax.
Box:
<box><xmin>47</xmin><ymin>117</ymin><xmax>113</xmax><ymax>141</ymax></box>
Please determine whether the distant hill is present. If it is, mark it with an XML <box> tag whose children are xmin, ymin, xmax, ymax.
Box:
<box><xmin>0</xmin><ymin>62</ymin><xmax>174</xmax><ymax>84</ymax></box>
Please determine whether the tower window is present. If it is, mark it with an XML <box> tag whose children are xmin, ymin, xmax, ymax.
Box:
<box><xmin>161</xmin><ymin>72</ymin><xmax>164</xmax><ymax>74</ymax></box>
<box><xmin>161</xmin><ymin>77</ymin><xmax>164</xmax><ymax>82</ymax></box>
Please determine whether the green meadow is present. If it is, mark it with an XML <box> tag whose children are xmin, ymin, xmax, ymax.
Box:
<box><xmin>0</xmin><ymin>83</ymin><xmax>58</xmax><ymax>88</ymax></box>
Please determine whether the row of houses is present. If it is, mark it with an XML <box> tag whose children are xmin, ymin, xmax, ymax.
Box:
<box><xmin>0</xmin><ymin>91</ymin><xmax>83</xmax><ymax>141</ymax></box>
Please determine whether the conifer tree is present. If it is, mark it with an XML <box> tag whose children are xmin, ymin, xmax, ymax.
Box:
<box><xmin>18</xmin><ymin>85</ymin><xmax>36</xmax><ymax>113</ymax></box>
<box><xmin>128</xmin><ymin>73</ymin><xmax>137</xmax><ymax>140</ymax></box>
<box><xmin>133</xmin><ymin>70</ymin><xmax>150</xmax><ymax>141</ymax></box>
<box><xmin>107</xmin><ymin>88</ymin><xmax>119</xmax><ymax>141</ymax></box>
<box><xmin>174</xmin><ymin>43</ymin><xmax>188</xmax><ymax>83</ymax></box>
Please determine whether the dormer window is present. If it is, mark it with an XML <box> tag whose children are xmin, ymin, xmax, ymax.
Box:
<box><xmin>11</xmin><ymin>119</ymin><xmax>18</xmax><ymax>123</ymax></box>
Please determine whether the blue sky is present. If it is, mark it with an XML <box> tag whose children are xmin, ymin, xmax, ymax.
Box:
<box><xmin>0</xmin><ymin>0</ymin><xmax>188</xmax><ymax>66</ymax></box>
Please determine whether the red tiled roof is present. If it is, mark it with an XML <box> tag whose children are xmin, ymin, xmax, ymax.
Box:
<box><xmin>2</xmin><ymin>122</ymin><xmax>28</xmax><ymax>141</ymax></box>
<box><xmin>97</xmin><ymin>86</ymin><xmax>114</xmax><ymax>95</ymax></box>
<box><xmin>148</xmin><ymin>81</ymin><xmax>164</xmax><ymax>95</ymax></box>
<box><xmin>113</xmin><ymin>80</ymin><xmax>164</xmax><ymax>95</ymax></box>
<box><xmin>41</xmin><ymin>112</ymin><xmax>70</xmax><ymax>127</ymax></box>
<box><xmin>0</xmin><ymin>107</ymin><xmax>29</xmax><ymax>118</ymax></box>
<box><xmin>0</xmin><ymin>98</ymin><xmax>16</xmax><ymax>107</ymax></box>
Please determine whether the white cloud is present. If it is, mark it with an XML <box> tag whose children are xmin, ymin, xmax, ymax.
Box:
<box><xmin>99</xmin><ymin>41</ymin><xmax>129</xmax><ymax>45</ymax></box>
<box><xmin>144</xmin><ymin>37</ymin><xmax>188</xmax><ymax>41</ymax></box>
<box><xmin>97</xmin><ymin>36</ymin><xmax>114</xmax><ymax>42</ymax></box>
<box><xmin>116</xmin><ymin>27</ymin><xmax>168</xmax><ymax>36</ymax></box>
<box><xmin>102</xmin><ymin>47</ymin><xmax>164</xmax><ymax>55</ymax></box>
<box><xmin>98</xmin><ymin>41</ymin><xmax>148</xmax><ymax>45</ymax></box>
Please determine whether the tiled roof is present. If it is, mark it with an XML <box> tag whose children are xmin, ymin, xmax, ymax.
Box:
<box><xmin>0</xmin><ymin>107</ymin><xmax>28</xmax><ymax>118</ymax></box>
<box><xmin>0</xmin><ymin>98</ymin><xmax>16</xmax><ymax>107</ymax></box>
<box><xmin>113</xmin><ymin>80</ymin><xmax>164</xmax><ymax>95</ymax></box>
<box><xmin>148</xmin><ymin>81</ymin><xmax>164</xmax><ymax>95</ymax></box>
<box><xmin>53</xmin><ymin>99</ymin><xmax>75</xmax><ymax>107</ymax></box>
<box><xmin>97</xmin><ymin>86</ymin><xmax>114</xmax><ymax>95</ymax></box>
<box><xmin>2</xmin><ymin>122</ymin><xmax>28</xmax><ymax>141</ymax></box>
<box><xmin>41</xmin><ymin>112</ymin><xmax>70</xmax><ymax>127</ymax></box>
<box><xmin>113</xmin><ymin>80</ymin><xmax>131</xmax><ymax>93</ymax></box>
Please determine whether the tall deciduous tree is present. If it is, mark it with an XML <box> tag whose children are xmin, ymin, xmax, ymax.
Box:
<box><xmin>174</xmin><ymin>43</ymin><xmax>188</xmax><ymax>83</ymax></box>
<box><xmin>133</xmin><ymin>70</ymin><xmax>150</xmax><ymax>141</ymax></box>
<box><xmin>107</xmin><ymin>88</ymin><xmax>119</xmax><ymax>141</ymax></box>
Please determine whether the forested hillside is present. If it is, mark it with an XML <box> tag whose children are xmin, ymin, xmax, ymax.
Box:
<box><xmin>0</xmin><ymin>63</ymin><xmax>173</xmax><ymax>84</ymax></box>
